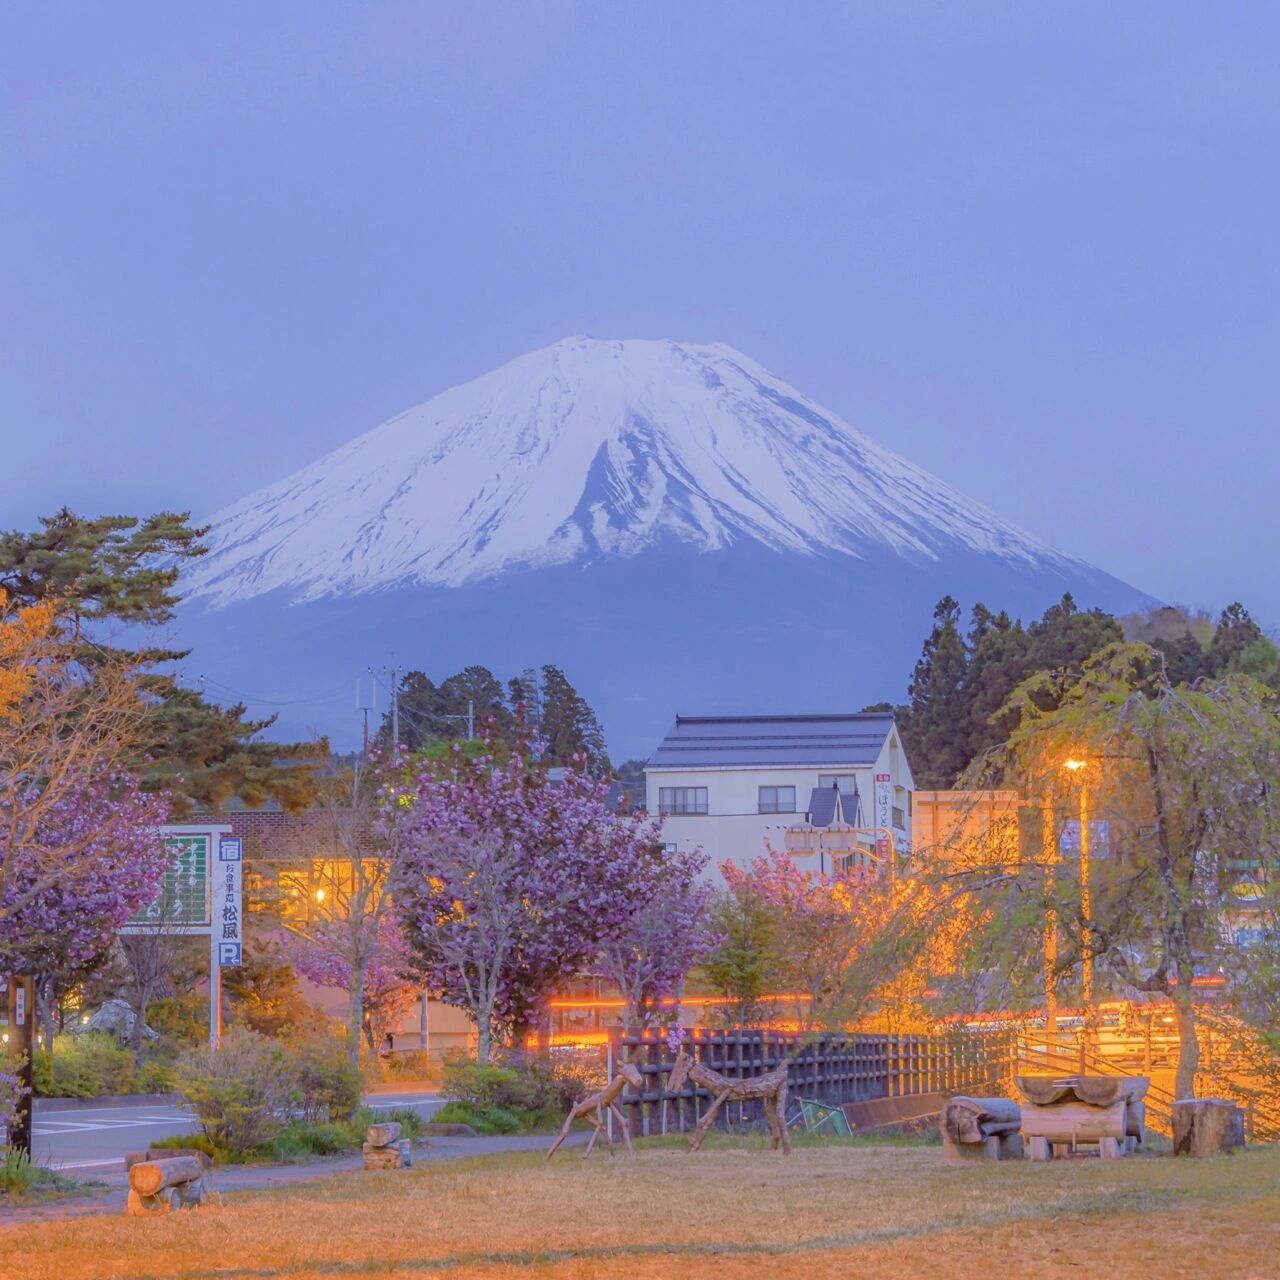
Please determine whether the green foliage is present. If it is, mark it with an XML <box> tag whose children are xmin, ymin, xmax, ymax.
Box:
<box><xmin>0</xmin><ymin>1150</ymin><xmax>40</xmax><ymax>1194</ymax></box>
<box><xmin>146</xmin><ymin>994</ymin><xmax>208</xmax><ymax>1047</ymax></box>
<box><xmin>0</xmin><ymin>507</ymin><xmax>326</xmax><ymax>815</ymax></box>
<box><xmin>384</xmin><ymin>662</ymin><xmax>608</xmax><ymax>771</ymax></box>
<box><xmin>151</xmin><ymin>1104</ymin><xmax>423</xmax><ymax>1166</ymax></box>
<box><xmin>438</xmin><ymin>1052</ymin><xmax>584</xmax><ymax>1132</ymax></box>
<box><xmin>431</xmin><ymin>1099</ymin><xmax>522</xmax><ymax>1134</ymax></box>
<box><xmin>285</xmin><ymin>1035</ymin><xmax>362</xmax><ymax>1124</ymax></box>
<box><xmin>898</xmin><ymin>593</ymin><xmax>1125</xmax><ymax>787</ymax></box>
<box><xmin>32</xmin><ymin>1033</ymin><xmax>135</xmax><ymax>1098</ymax></box>
<box><xmin>222</xmin><ymin>935</ymin><xmax>313</xmax><ymax>1038</ymax></box>
<box><xmin>699</xmin><ymin>889</ymin><xmax>779</xmax><ymax>1022</ymax></box>
<box><xmin>132</xmin><ymin>1060</ymin><xmax>177</xmax><ymax>1093</ymax></box>
<box><xmin>175</xmin><ymin>1028</ymin><xmax>296</xmax><ymax>1153</ymax></box>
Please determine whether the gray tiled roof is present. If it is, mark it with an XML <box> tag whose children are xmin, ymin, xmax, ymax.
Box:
<box><xmin>647</xmin><ymin>713</ymin><xmax>895</xmax><ymax>770</ymax></box>
<box><xmin>805</xmin><ymin>783</ymin><xmax>863</xmax><ymax>827</ymax></box>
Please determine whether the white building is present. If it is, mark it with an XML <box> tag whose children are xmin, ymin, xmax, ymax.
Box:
<box><xmin>645</xmin><ymin>713</ymin><xmax>915</xmax><ymax>881</ymax></box>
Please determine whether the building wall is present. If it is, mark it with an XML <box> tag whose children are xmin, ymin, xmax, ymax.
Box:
<box><xmin>646</xmin><ymin>746</ymin><xmax>914</xmax><ymax>880</ymax></box>
<box><xmin>912</xmin><ymin>790</ymin><xmax>1021</xmax><ymax>859</ymax></box>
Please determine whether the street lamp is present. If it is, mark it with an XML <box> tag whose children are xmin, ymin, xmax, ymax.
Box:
<box><xmin>1063</xmin><ymin>759</ymin><xmax>1092</xmax><ymax>1010</ymax></box>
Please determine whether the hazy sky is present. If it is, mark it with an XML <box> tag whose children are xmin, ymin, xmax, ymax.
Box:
<box><xmin>4</xmin><ymin>3</ymin><xmax>1278</xmax><ymax>625</ymax></box>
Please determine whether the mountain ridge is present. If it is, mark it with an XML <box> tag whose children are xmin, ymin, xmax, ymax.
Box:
<box><xmin>184</xmin><ymin>337</ymin><xmax>1091</xmax><ymax>605</ymax></box>
<box><xmin>174</xmin><ymin>337</ymin><xmax>1154</xmax><ymax>758</ymax></box>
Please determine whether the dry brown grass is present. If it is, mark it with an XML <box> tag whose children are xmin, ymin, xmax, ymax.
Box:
<box><xmin>3</xmin><ymin>1140</ymin><xmax>1279</xmax><ymax>1279</ymax></box>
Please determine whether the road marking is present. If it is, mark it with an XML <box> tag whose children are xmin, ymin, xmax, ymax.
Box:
<box><xmin>34</xmin><ymin>1117</ymin><xmax>193</xmax><ymax>1134</ymax></box>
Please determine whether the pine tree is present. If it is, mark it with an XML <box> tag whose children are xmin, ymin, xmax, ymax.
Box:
<box><xmin>899</xmin><ymin>596</ymin><xmax>971</xmax><ymax>788</ymax></box>
<box><xmin>1207</xmin><ymin>603</ymin><xmax>1273</xmax><ymax>678</ymax></box>
<box><xmin>0</xmin><ymin>509</ymin><xmax>324</xmax><ymax>814</ymax></box>
<box><xmin>535</xmin><ymin>664</ymin><xmax>609</xmax><ymax>771</ymax></box>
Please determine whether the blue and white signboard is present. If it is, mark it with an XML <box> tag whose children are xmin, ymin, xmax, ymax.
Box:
<box><xmin>214</xmin><ymin>837</ymin><xmax>244</xmax><ymax>968</ymax></box>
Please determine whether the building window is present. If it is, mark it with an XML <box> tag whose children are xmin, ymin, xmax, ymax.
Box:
<box><xmin>662</xmin><ymin>842</ymin><xmax>679</xmax><ymax>855</ymax></box>
<box><xmin>658</xmin><ymin>787</ymin><xmax>708</xmax><ymax>815</ymax></box>
<box><xmin>892</xmin><ymin>806</ymin><xmax>906</xmax><ymax>829</ymax></box>
<box><xmin>758</xmin><ymin>785</ymin><xmax>797</xmax><ymax>814</ymax></box>
<box><xmin>818</xmin><ymin>774</ymin><xmax>857</xmax><ymax>794</ymax></box>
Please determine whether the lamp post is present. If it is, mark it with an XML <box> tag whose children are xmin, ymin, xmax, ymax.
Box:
<box><xmin>1063</xmin><ymin>758</ymin><xmax>1092</xmax><ymax>1008</ymax></box>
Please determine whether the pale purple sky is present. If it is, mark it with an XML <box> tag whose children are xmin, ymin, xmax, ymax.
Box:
<box><xmin>3</xmin><ymin>3</ymin><xmax>1278</xmax><ymax>625</ymax></box>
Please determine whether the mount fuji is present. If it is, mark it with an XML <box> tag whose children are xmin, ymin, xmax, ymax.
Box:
<box><xmin>178</xmin><ymin>338</ymin><xmax>1151</xmax><ymax>758</ymax></box>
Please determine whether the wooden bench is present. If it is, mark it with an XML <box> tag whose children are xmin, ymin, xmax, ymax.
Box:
<box><xmin>1017</xmin><ymin>1076</ymin><xmax>1148</xmax><ymax>1160</ymax></box>
<box><xmin>124</xmin><ymin>1150</ymin><xmax>212</xmax><ymax>1215</ymax></box>
<box><xmin>939</xmin><ymin>1096</ymin><xmax>1023</xmax><ymax>1162</ymax></box>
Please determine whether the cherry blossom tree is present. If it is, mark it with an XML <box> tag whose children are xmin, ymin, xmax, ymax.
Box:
<box><xmin>387</xmin><ymin>744</ymin><xmax>662</xmax><ymax>1061</ymax></box>
<box><xmin>721</xmin><ymin>848</ymin><xmax>873</xmax><ymax>1030</ymax></box>
<box><xmin>0</xmin><ymin>593</ymin><xmax>169</xmax><ymax>1003</ymax></box>
<box><xmin>598</xmin><ymin>846</ymin><xmax>716</xmax><ymax>1027</ymax></box>
<box><xmin>273</xmin><ymin>766</ymin><xmax>417</xmax><ymax>1067</ymax></box>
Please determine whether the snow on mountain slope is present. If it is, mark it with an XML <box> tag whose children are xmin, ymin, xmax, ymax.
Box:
<box><xmin>184</xmin><ymin>338</ymin><xmax>1088</xmax><ymax>606</ymax></box>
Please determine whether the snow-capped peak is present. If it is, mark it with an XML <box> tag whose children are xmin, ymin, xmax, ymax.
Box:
<box><xmin>184</xmin><ymin>337</ymin><xmax>1081</xmax><ymax>605</ymax></box>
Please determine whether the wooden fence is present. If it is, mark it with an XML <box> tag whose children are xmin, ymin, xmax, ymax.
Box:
<box><xmin>610</xmin><ymin>1026</ymin><xmax>1013</xmax><ymax>1137</ymax></box>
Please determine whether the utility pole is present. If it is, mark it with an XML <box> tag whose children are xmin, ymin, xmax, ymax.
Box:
<box><xmin>390</xmin><ymin>666</ymin><xmax>400</xmax><ymax>754</ymax></box>
<box><xmin>467</xmin><ymin>698</ymin><xmax>474</xmax><ymax>741</ymax></box>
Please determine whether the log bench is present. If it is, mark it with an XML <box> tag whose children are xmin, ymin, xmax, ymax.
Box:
<box><xmin>939</xmin><ymin>1096</ymin><xmax>1024</xmax><ymax>1162</ymax></box>
<box><xmin>124</xmin><ymin>1151</ymin><xmax>211</xmax><ymax>1216</ymax></box>
<box><xmin>1016</xmin><ymin>1076</ymin><xmax>1148</xmax><ymax>1160</ymax></box>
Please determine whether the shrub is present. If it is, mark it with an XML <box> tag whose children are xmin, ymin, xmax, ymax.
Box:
<box><xmin>175</xmin><ymin>1028</ymin><xmax>295</xmax><ymax>1153</ymax></box>
<box><xmin>382</xmin><ymin>1050</ymin><xmax>438</xmax><ymax>1083</ymax></box>
<box><xmin>0</xmin><ymin>1150</ymin><xmax>39</xmax><ymax>1195</ymax></box>
<box><xmin>150</xmin><ymin>1131</ymin><xmax>229</xmax><ymax>1164</ymax></box>
<box><xmin>146</xmin><ymin>995</ymin><xmax>207</xmax><ymax>1048</ymax></box>
<box><xmin>33</xmin><ymin>1033</ymin><xmax>135</xmax><ymax>1098</ymax></box>
<box><xmin>432</xmin><ymin>1099</ymin><xmax>522</xmax><ymax>1135</ymax></box>
<box><xmin>286</xmin><ymin>1035</ymin><xmax>362</xmax><ymax>1124</ymax></box>
<box><xmin>441</xmin><ymin>1055</ymin><xmax>552</xmax><ymax>1112</ymax></box>
<box><xmin>132</xmin><ymin>1060</ymin><xmax>177</xmax><ymax>1094</ymax></box>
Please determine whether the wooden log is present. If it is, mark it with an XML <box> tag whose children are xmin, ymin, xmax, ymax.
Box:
<box><xmin>1172</xmin><ymin>1099</ymin><xmax>1245</xmax><ymax>1157</ymax></box>
<box><xmin>1029</xmin><ymin>1135</ymin><xmax>1051</xmax><ymax>1161</ymax></box>
<box><xmin>126</xmin><ymin>1148</ymin><xmax>213</xmax><ymax>1171</ymax></box>
<box><xmin>1099</xmin><ymin>1136</ymin><xmax>1123</xmax><ymax>1158</ymax></box>
<box><xmin>365</xmin><ymin>1121</ymin><xmax>402</xmax><ymax>1148</ymax></box>
<box><xmin>127</xmin><ymin>1188</ymin><xmax>182</xmax><ymax>1217</ymax></box>
<box><xmin>940</xmin><ymin>1096</ymin><xmax>1021</xmax><ymax>1146</ymax></box>
<box><xmin>1020</xmin><ymin>1098</ymin><xmax>1126</xmax><ymax>1146</ymax></box>
<box><xmin>129</xmin><ymin>1156</ymin><xmax>205</xmax><ymax>1198</ymax></box>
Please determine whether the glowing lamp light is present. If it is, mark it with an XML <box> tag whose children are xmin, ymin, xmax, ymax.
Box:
<box><xmin>314</xmin><ymin>888</ymin><xmax>327</xmax><ymax>902</ymax></box>
<box><xmin>1063</xmin><ymin>759</ymin><xmax>1087</xmax><ymax>772</ymax></box>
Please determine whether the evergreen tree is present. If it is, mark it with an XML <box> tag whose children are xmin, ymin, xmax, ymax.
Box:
<box><xmin>962</xmin><ymin>604</ymin><xmax>1032</xmax><ymax>766</ymax></box>
<box><xmin>0</xmin><ymin>509</ymin><xmax>324</xmax><ymax>814</ymax></box>
<box><xmin>899</xmin><ymin>596</ymin><xmax>970</xmax><ymax>788</ymax></box>
<box><xmin>439</xmin><ymin>665</ymin><xmax>510</xmax><ymax>738</ymax></box>
<box><xmin>536</xmin><ymin>664</ymin><xmax>608</xmax><ymax>771</ymax></box>
<box><xmin>1207</xmin><ymin>603</ymin><xmax>1274</xmax><ymax>679</ymax></box>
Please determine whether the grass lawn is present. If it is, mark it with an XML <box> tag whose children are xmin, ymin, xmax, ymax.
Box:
<box><xmin>3</xmin><ymin>1137</ymin><xmax>1279</xmax><ymax>1279</ymax></box>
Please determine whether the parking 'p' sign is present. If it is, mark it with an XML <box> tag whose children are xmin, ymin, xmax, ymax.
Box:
<box><xmin>216</xmin><ymin>837</ymin><xmax>244</xmax><ymax>968</ymax></box>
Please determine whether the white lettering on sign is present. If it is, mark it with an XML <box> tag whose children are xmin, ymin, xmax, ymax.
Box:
<box><xmin>214</xmin><ymin>837</ymin><xmax>244</xmax><ymax>968</ymax></box>
<box><xmin>15</xmin><ymin>985</ymin><xmax>25</xmax><ymax>1026</ymax></box>
<box><xmin>874</xmin><ymin>773</ymin><xmax>893</xmax><ymax>858</ymax></box>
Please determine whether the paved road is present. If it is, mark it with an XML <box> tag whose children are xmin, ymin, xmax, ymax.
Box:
<box><xmin>33</xmin><ymin>1091</ymin><xmax>443</xmax><ymax>1173</ymax></box>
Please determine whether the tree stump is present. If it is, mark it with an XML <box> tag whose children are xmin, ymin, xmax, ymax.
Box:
<box><xmin>1172</xmin><ymin>1099</ymin><xmax>1245</xmax><ymax>1157</ymax></box>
